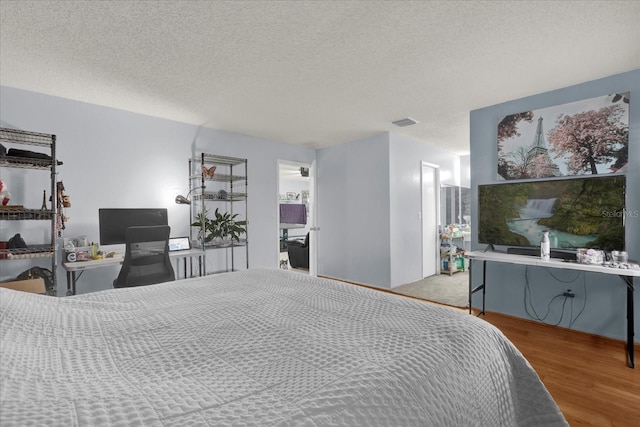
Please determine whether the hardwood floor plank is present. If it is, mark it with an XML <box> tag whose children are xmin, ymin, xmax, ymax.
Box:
<box><xmin>478</xmin><ymin>310</ymin><xmax>640</xmax><ymax>426</ymax></box>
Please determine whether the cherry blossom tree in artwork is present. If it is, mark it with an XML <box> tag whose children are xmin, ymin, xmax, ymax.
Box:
<box><xmin>547</xmin><ymin>105</ymin><xmax>628</xmax><ymax>175</ymax></box>
<box><xmin>529</xmin><ymin>154</ymin><xmax>558</xmax><ymax>178</ymax></box>
<box><xmin>497</xmin><ymin>111</ymin><xmax>534</xmax><ymax>178</ymax></box>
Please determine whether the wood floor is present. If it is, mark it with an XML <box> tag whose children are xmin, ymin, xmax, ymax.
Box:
<box><xmin>477</xmin><ymin>310</ymin><xmax>640</xmax><ymax>427</ymax></box>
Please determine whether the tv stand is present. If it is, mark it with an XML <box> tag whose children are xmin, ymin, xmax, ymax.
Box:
<box><xmin>466</xmin><ymin>250</ymin><xmax>639</xmax><ymax>368</ymax></box>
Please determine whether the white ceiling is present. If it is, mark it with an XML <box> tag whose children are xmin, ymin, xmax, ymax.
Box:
<box><xmin>1</xmin><ymin>1</ymin><xmax>639</xmax><ymax>155</ymax></box>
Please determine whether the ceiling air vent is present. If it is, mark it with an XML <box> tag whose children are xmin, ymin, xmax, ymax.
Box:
<box><xmin>392</xmin><ymin>117</ymin><xmax>418</xmax><ymax>127</ymax></box>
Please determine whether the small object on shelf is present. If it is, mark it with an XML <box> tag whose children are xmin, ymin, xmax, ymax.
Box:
<box><xmin>8</xmin><ymin>233</ymin><xmax>27</xmax><ymax>249</ymax></box>
<box><xmin>202</xmin><ymin>165</ymin><xmax>216</xmax><ymax>179</ymax></box>
<box><xmin>611</xmin><ymin>250</ymin><xmax>628</xmax><ymax>264</ymax></box>
<box><xmin>218</xmin><ymin>189</ymin><xmax>227</xmax><ymax>200</ymax></box>
<box><xmin>576</xmin><ymin>248</ymin><xmax>604</xmax><ymax>265</ymax></box>
<box><xmin>0</xmin><ymin>180</ymin><xmax>11</xmax><ymax>205</ymax></box>
<box><xmin>41</xmin><ymin>189</ymin><xmax>47</xmax><ymax>210</ymax></box>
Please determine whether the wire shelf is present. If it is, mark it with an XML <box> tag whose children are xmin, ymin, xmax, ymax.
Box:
<box><xmin>0</xmin><ymin>245</ymin><xmax>55</xmax><ymax>260</ymax></box>
<box><xmin>0</xmin><ymin>208</ymin><xmax>55</xmax><ymax>220</ymax></box>
<box><xmin>193</xmin><ymin>154</ymin><xmax>246</xmax><ymax>167</ymax></box>
<box><xmin>0</xmin><ymin>128</ymin><xmax>54</xmax><ymax>147</ymax></box>
<box><xmin>203</xmin><ymin>239</ymin><xmax>248</xmax><ymax>249</ymax></box>
<box><xmin>189</xmin><ymin>173</ymin><xmax>247</xmax><ymax>183</ymax></box>
<box><xmin>192</xmin><ymin>192</ymin><xmax>247</xmax><ymax>202</ymax></box>
<box><xmin>0</xmin><ymin>156</ymin><xmax>54</xmax><ymax>170</ymax></box>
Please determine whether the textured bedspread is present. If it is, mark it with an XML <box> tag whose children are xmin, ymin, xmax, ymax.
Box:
<box><xmin>1</xmin><ymin>268</ymin><xmax>567</xmax><ymax>426</ymax></box>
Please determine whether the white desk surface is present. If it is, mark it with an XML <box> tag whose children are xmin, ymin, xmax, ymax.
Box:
<box><xmin>466</xmin><ymin>250</ymin><xmax>640</xmax><ymax>277</ymax></box>
<box><xmin>63</xmin><ymin>248</ymin><xmax>205</xmax><ymax>272</ymax></box>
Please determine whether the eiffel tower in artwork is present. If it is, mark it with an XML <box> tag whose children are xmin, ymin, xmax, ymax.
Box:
<box><xmin>528</xmin><ymin>117</ymin><xmax>560</xmax><ymax>177</ymax></box>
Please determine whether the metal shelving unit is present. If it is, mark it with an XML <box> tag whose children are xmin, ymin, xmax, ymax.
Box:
<box><xmin>188</xmin><ymin>153</ymin><xmax>248</xmax><ymax>274</ymax></box>
<box><xmin>0</xmin><ymin>127</ymin><xmax>58</xmax><ymax>295</ymax></box>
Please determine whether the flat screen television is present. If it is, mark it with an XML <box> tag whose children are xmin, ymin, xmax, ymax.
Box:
<box><xmin>478</xmin><ymin>175</ymin><xmax>626</xmax><ymax>252</ymax></box>
<box><xmin>99</xmin><ymin>208</ymin><xmax>168</xmax><ymax>245</ymax></box>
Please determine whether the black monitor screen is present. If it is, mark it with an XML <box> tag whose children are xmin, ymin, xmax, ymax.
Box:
<box><xmin>98</xmin><ymin>208</ymin><xmax>168</xmax><ymax>245</ymax></box>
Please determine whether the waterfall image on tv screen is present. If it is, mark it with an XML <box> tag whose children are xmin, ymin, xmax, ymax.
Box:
<box><xmin>478</xmin><ymin>175</ymin><xmax>626</xmax><ymax>251</ymax></box>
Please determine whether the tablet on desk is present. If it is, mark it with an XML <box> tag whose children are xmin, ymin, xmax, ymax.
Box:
<box><xmin>169</xmin><ymin>237</ymin><xmax>191</xmax><ymax>252</ymax></box>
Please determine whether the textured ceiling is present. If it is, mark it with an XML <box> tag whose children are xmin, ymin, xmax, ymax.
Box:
<box><xmin>1</xmin><ymin>1</ymin><xmax>639</xmax><ymax>154</ymax></box>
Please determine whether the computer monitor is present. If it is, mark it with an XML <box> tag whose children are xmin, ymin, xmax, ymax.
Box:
<box><xmin>98</xmin><ymin>208</ymin><xmax>168</xmax><ymax>246</ymax></box>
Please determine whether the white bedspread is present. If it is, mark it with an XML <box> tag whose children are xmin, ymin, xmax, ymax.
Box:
<box><xmin>1</xmin><ymin>268</ymin><xmax>567</xmax><ymax>426</ymax></box>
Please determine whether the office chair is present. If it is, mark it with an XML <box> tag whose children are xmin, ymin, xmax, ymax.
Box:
<box><xmin>113</xmin><ymin>225</ymin><xmax>175</xmax><ymax>288</ymax></box>
<box><xmin>287</xmin><ymin>232</ymin><xmax>309</xmax><ymax>269</ymax></box>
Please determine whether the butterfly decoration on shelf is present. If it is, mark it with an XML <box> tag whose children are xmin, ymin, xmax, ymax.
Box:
<box><xmin>202</xmin><ymin>165</ymin><xmax>216</xmax><ymax>179</ymax></box>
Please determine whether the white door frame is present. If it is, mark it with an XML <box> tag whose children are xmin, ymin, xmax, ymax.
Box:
<box><xmin>277</xmin><ymin>159</ymin><xmax>317</xmax><ymax>275</ymax></box>
<box><xmin>308</xmin><ymin>160</ymin><xmax>317</xmax><ymax>277</ymax></box>
<box><xmin>421</xmin><ymin>162</ymin><xmax>441</xmax><ymax>277</ymax></box>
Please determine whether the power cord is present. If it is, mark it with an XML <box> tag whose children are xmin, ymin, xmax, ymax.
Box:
<box><xmin>569</xmin><ymin>274</ymin><xmax>588</xmax><ymax>328</ymax></box>
<box><xmin>524</xmin><ymin>265</ymin><xmax>587</xmax><ymax>327</ymax></box>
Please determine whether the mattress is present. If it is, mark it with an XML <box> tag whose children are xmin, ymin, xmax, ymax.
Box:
<box><xmin>0</xmin><ymin>268</ymin><xmax>567</xmax><ymax>426</ymax></box>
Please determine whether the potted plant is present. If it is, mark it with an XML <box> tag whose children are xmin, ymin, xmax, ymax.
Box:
<box><xmin>191</xmin><ymin>208</ymin><xmax>246</xmax><ymax>246</ymax></box>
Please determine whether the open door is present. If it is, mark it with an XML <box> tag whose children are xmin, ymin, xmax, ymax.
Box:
<box><xmin>277</xmin><ymin>160</ymin><xmax>317</xmax><ymax>275</ymax></box>
<box><xmin>421</xmin><ymin>162</ymin><xmax>440</xmax><ymax>277</ymax></box>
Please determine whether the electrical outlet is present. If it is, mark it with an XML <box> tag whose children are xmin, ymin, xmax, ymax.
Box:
<box><xmin>563</xmin><ymin>289</ymin><xmax>575</xmax><ymax>298</ymax></box>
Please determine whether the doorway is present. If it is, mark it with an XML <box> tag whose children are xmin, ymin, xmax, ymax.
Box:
<box><xmin>277</xmin><ymin>160</ymin><xmax>315</xmax><ymax>274</ymax></box>
<box><xmin>421</xmin><ymin>162</ymin><xmax>440</xmax><ymax>278</ymax></box>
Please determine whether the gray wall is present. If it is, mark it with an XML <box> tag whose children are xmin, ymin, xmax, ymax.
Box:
<box><xmin>469</xmin><ymin>69</ymin><xmax>639</xmax><ymax>342</ymax></box>
<box><xmin>316</xmin><ymin>131</ymin><xmax>459</xmax><ymax>289</ymax></box>
<box><xmin>1</xmin><ymin>85</ymin><xmax>464</xmax><ymax>294</ymax></box>
<box><xmin>316</xmin><ymin>132</ymin><xmax>391</xmax><ymax>287</ymax></box>
<box><xmin>0</xmin><ymin>86</ymin><xmax>315</xmax><ymax>294</ymax></box>
<box><xmin>389</xmin><ymin>133</ymin><xmax>458</xmax><ymax>287</ymax></box>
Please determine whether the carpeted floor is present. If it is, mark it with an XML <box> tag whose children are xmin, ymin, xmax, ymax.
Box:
<box><xmin>393</xmin><ymin>269</ymin><xmax>469</xmax><ymax>308</ymax></box>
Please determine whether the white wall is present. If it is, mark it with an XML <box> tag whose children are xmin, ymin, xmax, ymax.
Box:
<box><xmin>0</xmin><ymin>86</ymin><xmax>315</xmax><ymax>294</ymax></box>
<box><xmin>469</xmin><ymin>69</ymin><xmax>639</xmax><ymax>342</ymax></box>
<box><xmin>459</xmin><ymin>154</ymin><xmax>470</xmax><ymax>188</ymax></box>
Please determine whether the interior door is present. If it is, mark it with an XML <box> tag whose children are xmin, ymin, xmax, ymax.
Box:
<box><xmin>421</xmin><ymin>162</ymin><xmax>440</xmax><ymax>277</ymax></box>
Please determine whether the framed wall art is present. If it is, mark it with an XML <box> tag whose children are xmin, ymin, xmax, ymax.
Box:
<box><xmin>497</xmin><ymin>92</ymin><xmax>629</xmax><ymax>180</ymax></box>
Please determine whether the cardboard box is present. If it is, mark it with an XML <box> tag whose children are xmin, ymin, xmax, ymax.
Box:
<box><xmin>0</xmin><ymin>278</ymin><xmax>46</xmax><ymax>294</ymax></box>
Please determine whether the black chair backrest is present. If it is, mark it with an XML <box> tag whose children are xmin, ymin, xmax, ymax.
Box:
<box><xmin>113</xmin><ymin>225</ymin><xmax>175</xmax><ymax>288</ymax></box>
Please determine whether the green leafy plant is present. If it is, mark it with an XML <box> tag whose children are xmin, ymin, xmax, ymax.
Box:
<box><xmin>191</xmin><ymin>208</ymin><xmax>246</xmax><ymax>244</ymax></box>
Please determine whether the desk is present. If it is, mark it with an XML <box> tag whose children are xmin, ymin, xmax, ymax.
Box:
<box><xmin>280</xmin><ymin>223</ymin><xmax>306</xmax><ymax>251</ymax></box>
<box><xmin>63</xmin><ymin>248</ymin><xmax>205</xmax><ymax>296</ymax></box>
<box><xmin>466</xmin><ymin>250</ymin><xmax>639</xmax><ymax>368</ymax></box>
<box><xmin>280</xmin><ymin>223</ymin><xmax>306</xmax><ymax>239</ymax></box>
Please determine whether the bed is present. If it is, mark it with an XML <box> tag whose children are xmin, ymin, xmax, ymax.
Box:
<box><xmin>0</xmin><ymin>268</ymin><xmax>567</xmax><ymax>426</ymax></box>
